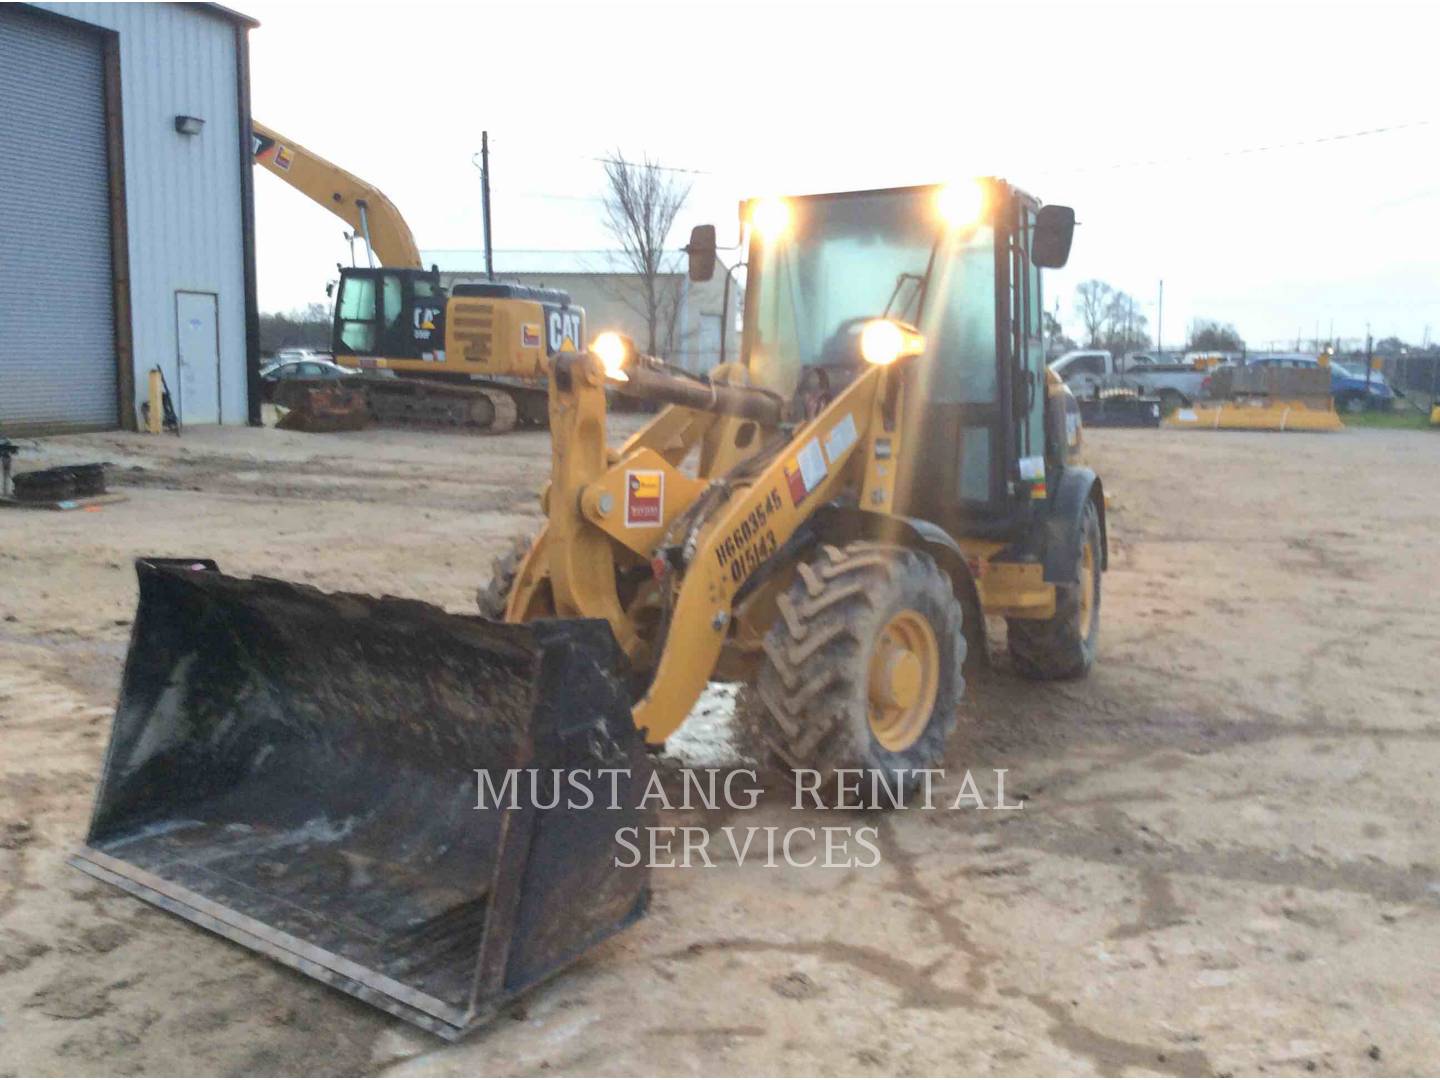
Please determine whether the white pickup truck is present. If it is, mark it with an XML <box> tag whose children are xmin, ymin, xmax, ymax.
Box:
<box><xmin>1049</xmin><ymin>350</ymin><xmax>1211</xmax><ymax>408</ymax></box>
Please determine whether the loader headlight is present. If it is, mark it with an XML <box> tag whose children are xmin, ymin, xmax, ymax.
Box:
<box><xmin>860</xmin><ymin>319</ymin><xmax>925</xmax><ymax>366</ymax></box>
<box><xmin>591</xmin><ymin>331</ymin><xmax>632</xmax><ymax>382</ymax></box>
<box><xmin>749</xmin><ymin>197</ymin><xmax>792</xmax><ymax>244</ymax></box>
<box><xmin>936</xmin><ymin>179</ymin><xmax>987</xmax><ymax>228</ymax></box>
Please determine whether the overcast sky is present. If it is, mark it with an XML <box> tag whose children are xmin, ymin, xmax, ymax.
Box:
<box><xmin>247</xmin><ymin>0</ymin><xmax>1440</xmax><ymax>350</ymax></box>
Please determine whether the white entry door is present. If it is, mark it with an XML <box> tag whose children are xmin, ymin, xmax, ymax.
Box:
<box><xmin>175</xmin><ymin>291</ymin><xmax>221</xmax><ymax>424</ymax></box>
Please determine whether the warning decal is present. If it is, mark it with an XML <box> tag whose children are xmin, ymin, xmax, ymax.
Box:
<box><xmin>783</xmin><ymin>437</ymin><xmax>828</xmax><ymax>506</ymax></box>
<box><xmin>522</xmin><ymin>323</ymin><xmax>542</xmax><ymax>349</ymax></box>
<box><xmin>625</xmin><ymin>470</ymin><xmax>663</xmax><ymax>527</ymax></box>
<box><xmin>823</xmin><ymin>413</ymin><xmax>857</xmax><ymax>463</ymax></box>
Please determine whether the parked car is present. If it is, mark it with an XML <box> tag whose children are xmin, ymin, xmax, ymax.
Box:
<box><xmin>258</xmin><ymin>358</ymin><xmax>352</xmax><ymax>402</ymax></box>
<box><xmin>1241</xmin><ymin>354</ymin><xmax>1394</xmax><ymax>413</ymax></box>
<box><xmin>1050</xmin><ymin>349</ymin><xmax>1210</xmax><ymax>410</ymax></box>
<box><xmin>270</xmin><ymin>347</ymin><xmax>331</xmax><ymax>365</ymax></box>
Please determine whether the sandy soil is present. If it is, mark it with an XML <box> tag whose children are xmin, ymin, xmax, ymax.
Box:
<box><xmin>0</xmin><ymin>417</ymin><xmax>1437</xmax><ymax>1077</ymax></box>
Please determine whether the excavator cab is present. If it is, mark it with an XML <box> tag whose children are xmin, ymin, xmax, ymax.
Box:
<box><xmin>332</xmin><ymin>266</ymin><xmax>447</xmax><ymax>363</ymax></box>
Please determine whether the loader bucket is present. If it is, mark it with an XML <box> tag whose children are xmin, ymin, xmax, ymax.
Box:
<box><xmin>72</xmin><ymin>559</ymin><xmax>653</xmax><ymax>1040</ymax></box>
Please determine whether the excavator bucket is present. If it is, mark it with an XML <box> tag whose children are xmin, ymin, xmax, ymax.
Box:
<box><xmin>72</xmin><ymin>559</ymin><xmax>653</xmax><ymax>1040</ymax></box>
<box><xmin>1165</xmin><ymin>366</ymin><xmax>1343</xmax><ymax>432</ymax></box>
<box><xmin>273</xmin><ymin>380</ymin><xmax>371</xmax><ymax>432</ymax></box>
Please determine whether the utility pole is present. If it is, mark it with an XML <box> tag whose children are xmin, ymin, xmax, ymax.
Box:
<box><xmin>1157</xmin><ymin>279</ymin><xmax>1164</xmax><ymax>357</ymax></box>
<box><xmin>480</xmin><ymin>132</ymin><xmax>495</xmax><ymax>280</ymax></box>
<box><xmin>1365</xmin><ymin>323</ymin><xmax>1373</xmax><ymax>394</ymax></box>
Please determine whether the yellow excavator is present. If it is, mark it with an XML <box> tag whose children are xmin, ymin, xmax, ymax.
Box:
<box><xmin>75</xmin><ymin>178</ymin><xmax>1102</xmax><ymax>1039</ymax></box>
<box><xmin>253</xmin><ymin>121</ymin><xmax>584</xmax><ymax>430</ymax></box>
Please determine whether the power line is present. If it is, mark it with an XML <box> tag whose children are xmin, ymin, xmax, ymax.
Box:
<box><xmin>1047</xmin><ymin>118</ymin><xmax>1433</xmax><ymax>176</ymax></box>
<box><xmin>588</xmin><ymin>155</ymin><xmax>711</xmax><ymax>176</ymax></box>
<box><xmin>481</xmin><ymin>134</ymin><xmax>714</xmax><ymax>176</ymax></box>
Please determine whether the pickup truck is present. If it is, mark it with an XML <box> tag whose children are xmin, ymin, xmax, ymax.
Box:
<box><xmin>1049</xmin><ymin>349</ymin><xmax>1210</xmax><ymax>409</ymax></box>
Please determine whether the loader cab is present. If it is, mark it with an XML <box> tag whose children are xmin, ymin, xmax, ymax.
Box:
<box><xmin>331</xmin><ymin>267</ymin><xmax>447</xmax><ymax>364</ymax></box>
<box><xmin>738</xmin><ymin>180</ymin><xmax>1072</xmax><ymax>540</ymax></box>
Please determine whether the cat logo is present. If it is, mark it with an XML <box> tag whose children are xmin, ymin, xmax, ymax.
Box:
<box><xmin>624</xmin><ymin>469</ymin><xmax>663</xmax><ymax>527</ymax></box>
<box><xmin>412</xmin><ymin>306</ymin><xmax>439</xmax><ymax>341</ymax></box>
<box><xmin>546</xmin><ymin>308</ymin><xmax>583</xmax><ymax>355</ymax></box>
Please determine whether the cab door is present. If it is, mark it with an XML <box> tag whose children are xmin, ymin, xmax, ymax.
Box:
<box><xmin>334</xmin><ymin>269</ymin><xmax>381</xmax><ymax>357</ymax></box>
<box><xmin>378</xmin><ymin>271</ymin><xmax>413</xmax><ymax>359</ymax></box>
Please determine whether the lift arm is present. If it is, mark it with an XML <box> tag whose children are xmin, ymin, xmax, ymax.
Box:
<box><xmin>526</xmin><ymin>349</ymin><xmax>901</xmax><ymax>743</ymax></box>
<box><xmin>252</xmin><ymin>120</ymin><xmax>423</xmax><ymax>269</ymax></box>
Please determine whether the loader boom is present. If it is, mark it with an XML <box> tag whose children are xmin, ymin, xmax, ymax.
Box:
<box><xmin>535</xmin><ymin>350</ymin><xmax>902</xmax><ymax>742</ymax></box>
<box><xmin>252</xmin><ymin>120</ymin><xmax>422</xmax><ymax>269</ymax></box>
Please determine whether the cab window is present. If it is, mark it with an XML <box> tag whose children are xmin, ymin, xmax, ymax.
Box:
<box><xmin>337</xmin><ymin>276</ymin><xmax>377</xmax><ymax>352</ymax></box>
<box><xmin>383</xmin><ymin>274</ymin><xmax>404</xmax><ymax>331</ymax></box>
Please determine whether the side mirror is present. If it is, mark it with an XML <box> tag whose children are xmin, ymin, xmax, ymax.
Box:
<box><xmin>1033</xmin><ymin>205</ymin><xmax>1076</xmax><ymax>268</ymax></box>
<box><xmin>686</xmin><ymin>224</ymin><xmax>717</xmax><ymax>282</ymax></box>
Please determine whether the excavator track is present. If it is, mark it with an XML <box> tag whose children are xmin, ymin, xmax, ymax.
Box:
<box><xmin>350</xmin><ymin>377</ymin><xmax>519</xmax><ymax>433</ymax></box>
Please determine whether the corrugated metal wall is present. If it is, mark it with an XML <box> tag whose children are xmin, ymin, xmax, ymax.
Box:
<box><xmin>0</xmin><ymin>7</ymin><xmax>117</xmax><ymax>433</ymax></box>
<box><xmin>26</xmin><ymin>2</ymin><xmax>250</xmax><ymax>427</ymax></box>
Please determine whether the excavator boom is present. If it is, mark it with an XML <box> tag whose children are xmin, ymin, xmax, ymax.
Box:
<box><xmin>252</xmin><ymin>120</ymin><xmax>422</xmax><ymax>269</ymax></box>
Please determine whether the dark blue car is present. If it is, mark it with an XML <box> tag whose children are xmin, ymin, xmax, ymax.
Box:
<box><xmin>1246</xmin><ymin>354</ymin><xmax>1394</xmax><ymax>413</ymax></box>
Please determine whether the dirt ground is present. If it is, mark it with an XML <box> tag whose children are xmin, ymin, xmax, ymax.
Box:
<box><xmin>0</xmin><ymin>416</ymin><xmax>1437</xmax><ymax>1077</ymax></box>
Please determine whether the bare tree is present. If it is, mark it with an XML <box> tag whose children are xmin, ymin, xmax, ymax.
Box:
<box><xmin>1073</xmin><ymin>280</ymin><xmax>1114</xmax><ymax>347</ymax></box>
<box><xmin>259</xmin><ymin>302</ymin><xmax>331</xmax><ymax>355</ymax></box>
<box><xmin>1043</xmin><ymin>310</ymin><xmax>1077</xmax><ymax>358</ymax></box>
<box><xmin>1186</xmin><ymin>319</ymin><xmax>1245</xmax><ymax>352</ymax></box>
<box><xmin>601</xmin><ymin>150</ymin><xmax>691</xmax><ymax>356</ymax></box>
<box><xmin>1101</xmin><ymin>290</ymin><xmax>1150</xmax><ymax>356</ymax></box>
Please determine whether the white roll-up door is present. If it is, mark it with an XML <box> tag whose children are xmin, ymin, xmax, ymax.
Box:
<box><xmin>0</xmin><ymin>7</ymin><xmax>117</xmax><ymax>433</ymax></box>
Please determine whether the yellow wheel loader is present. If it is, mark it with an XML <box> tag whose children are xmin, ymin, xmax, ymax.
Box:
<box><xmin>254</xmin><ymin>122</ymin><xmax>584</xmax><ymax>431</ymax></box>
<box><xmin>75</xmin><ymin>178</ymin><xmax>1104</xmax><ymax>1038</ymax></box>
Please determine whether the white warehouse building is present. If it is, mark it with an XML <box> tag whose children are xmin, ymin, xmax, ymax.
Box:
<box><xmin>0</xmin><ymin>2</ymin><xmax>258</xmax><ymax>434</ymax></box>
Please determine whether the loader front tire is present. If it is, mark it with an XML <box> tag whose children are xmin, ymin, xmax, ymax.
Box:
<box><xmin>476</xmin><ymin>534</ymin><xmax>532</xmax><ymax>619</ymax></box>
<box><xmin>1007</xmin><ymin>498</ymin><xmax>1101</xmax><ymax>680</ymax></box>
<box><xmin>738</xmin><ymin>542</ymin><xmax>965</xmax><ymax>799</ymax></box>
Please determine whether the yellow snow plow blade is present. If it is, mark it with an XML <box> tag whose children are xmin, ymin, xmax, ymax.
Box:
<box><xmin>1165</xmin><ymin>400</ymin><xmax>1344</xmax><ymax>432</ymax></box>
<box><xmin>1165</xmin><ymin>365</ymin><xmax>1343</xmax><ymax>432</ymax></box>
<box><xmin>72</xmin><ymin>559</ymin><xmax>653</xmax><ymax>1040</ymax></box>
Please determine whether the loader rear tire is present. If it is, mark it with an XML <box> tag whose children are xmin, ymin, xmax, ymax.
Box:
<box><xmin>1007</xmin><ymin>498</ymin><xmax>1101</xmax><ymax>680</ymax></box>
<box><xmin>737</xmin><ymin>542</ymin><xmax>965</xmax><ymax>801</ymax></box>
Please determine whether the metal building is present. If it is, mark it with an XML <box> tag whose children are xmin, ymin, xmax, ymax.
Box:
<box><xmin>0</xmin><ymin>2</ymin><xmax>258</xmax><ymax>435</ymax></box>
